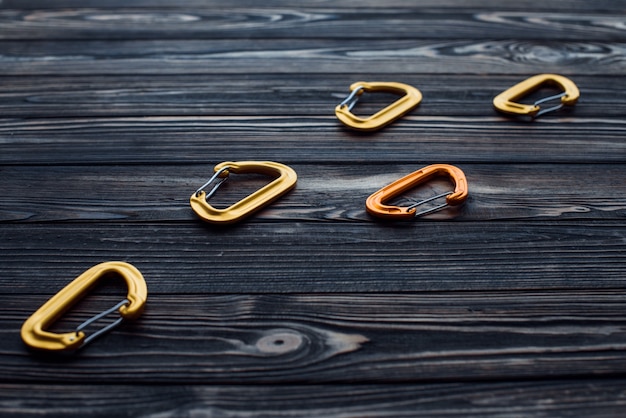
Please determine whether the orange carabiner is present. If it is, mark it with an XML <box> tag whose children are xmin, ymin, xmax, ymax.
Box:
<box><xmin>493</xmin><ymin>74</ymin><xmax>579</xmax><ymax>118</ymax></box>
<box><xmin>190</xmin><ymin>161</ymin><xmax>297</xmax><ymax>224</ymax></box>
<box><xmin>335</xmin><ymin>81</ymin><xmax>422</xmax><ymax>131</ymax></box>
<box><xmin>21</xmin><ymin>261</ymin><xmax>148</xmax><ymax>352</ymax></box>
<box><xmin>366</xmin><ymin>164</ymin><xmax>468</xmax><ymax>220</ymax></box>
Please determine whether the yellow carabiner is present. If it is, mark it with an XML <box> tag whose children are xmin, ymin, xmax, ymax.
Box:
<box><xmin>21</xmin><ymin>261</ymin><xmax>148</xmax><ymax>352</ymax></box>
<box><xmin>190</xmin><ymin>161</ymin><xmax>297</xmax><ymax>224</ymax></box>
<box><xmin>493</xmin><ymin>74</ymin><xmax>580</xmax><ymax>118</ymax></box>
<box><xmin>366</xmin><ymin>164</ymin><xmax>468</xmax><ymax>220</ymax></box>
<box><xmin>335</xmin><ymin>81</ymin><xmax>423</xmax><ymax>131</ymax></box>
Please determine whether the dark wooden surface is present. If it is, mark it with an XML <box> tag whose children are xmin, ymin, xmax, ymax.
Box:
<box><xmin>1</xmin><ymin>1</ymin><xmax>626</xmax><ymax>416</ymax></box>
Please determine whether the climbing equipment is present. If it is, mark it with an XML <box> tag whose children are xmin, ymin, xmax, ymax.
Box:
<box><xmin>493</xmin><ymin>74</ymin><xmax>579</xmax><ymax>118</ymax></box>
<box><xmin>335</xmin><ymin>81</ymin><xmax>422</xmax><ymax>131</ymax></box>
<box><xmin>21</xmin><ymin>262</ymin><xmax>147</xmax><ymax>352</ymax></box>
<box><xmin>366</xmin><ymin>164</ymin><xmax>468</xmax><ymax>220</ymax></box>
<box><xmin>190</xmin><ymin>161</ymin><xmax>297</xmax><ymax>224</ymax></box>
<box><xmin>21</xmin><ymin>261</ymin><xmax>148</xmax><ymax>352</ymax></box>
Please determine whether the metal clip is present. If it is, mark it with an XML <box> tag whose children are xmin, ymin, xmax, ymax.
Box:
<box><xmin>493</xmin><ymin>74</ymin><xmax>579</xmax><ymax>118</ymax></box>
<box><xmin>366</xmin><ymin>164</ymin><xmax>468</xmax><ymax>220</ymax></box>
<box><xmin>190</xmin><ymin>161</ymin><xmax>297</xmax><ymax>224</ymax></box>
<box><xmin>21</xmin><ymin>262</ymin><xmax>148</xmax><ymax>352</ymax></box>
<box><xmin>335</xmin><ymin>81</ymin><xmax>422</xmax><ymax>131</ymax></box>
<box><xmin>75</xmin><ymin>298</ymin><xmax>131</xmax><ymax>347</ymax></box>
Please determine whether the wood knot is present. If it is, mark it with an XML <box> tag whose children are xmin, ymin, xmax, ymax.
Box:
<box><xmin>256</xmin><ymin>331</ymin><xmax>303</xmax><ymax>354</ymax></box>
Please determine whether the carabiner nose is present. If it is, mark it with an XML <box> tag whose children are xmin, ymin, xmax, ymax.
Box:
<box><xmin>21</xmin><ymin>261</ymin><xmax>148</xmax><ymax>352</ymax></box>
<box><xmin>366</xmin><ymin>164</ymin><xmax>468</xmax><ymax>220</ymax></box>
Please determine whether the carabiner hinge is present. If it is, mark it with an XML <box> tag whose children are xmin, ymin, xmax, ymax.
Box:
<box><xmin>366</xmin><ymin>164</ymin><xmax>468</xmax><ymax>221</ymax></box>
<box><xmin>335</xmin><ymin>81</ymin><xmax>422</xmax><ymax>131</ymax></box>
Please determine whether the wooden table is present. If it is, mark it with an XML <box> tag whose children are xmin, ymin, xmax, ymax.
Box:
<box><xmin>2</xmin><ymin>1</ymin><xmax>626</xmax><ymax>416</ymax></box>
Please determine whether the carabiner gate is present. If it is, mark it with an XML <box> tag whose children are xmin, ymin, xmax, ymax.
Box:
<box><xmin>335</xmin><ymin>81</ymin><xmax>422</xmax><ymax>131</ymax></box>
<box><xmin>366</xmin><ymin>164</ymin><xmax>468</xmax><ymax>220</ymax></box>
<box><xmin>493</xmin><ymin>74</ymin><xmax>579</xmax><ymax>119</ymax></box>
<box><xmin>190</xmin><ymin>161</ymin><xmax>297</xmax><ymax>224</ymax></box>
<box><xmin>21</xmin><ymin>261</ymin><xmax>148</xmax><ymax>352</ymax></box>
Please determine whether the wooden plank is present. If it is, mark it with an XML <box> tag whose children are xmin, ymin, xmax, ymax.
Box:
<box><xmin>2</xmin><ymin>116</ymin><xmax>625</xmax><ymax>165</ymax></box>
<box><xmin>0</xmin><ymin>39</ymin><xmax>624</xmax><ymax>76</ymax></box>
<box><xmin>1</xmin><ymin>8</ymin><xmax>625</xmax><ymax>41</ymax></box>
<box><xmin>3</xmin><ymin>292</ymin><xmax>626</xmax><ymax>382</ymax></box>
<box><xmin>1</xmin><ymin>380</ymin><xmax>626</xmax><ymax>416</ymax></box>
<box><xmin>0</xmin><ymin>74</ymin><xmax>622</xmax><ymax>118</ymax></box>
<box><xmin>2</xmin><ymin>0</ymin><xmax>621</xmax><ymax>12</ymax></box>
<box><xmin>1</xmin><ymin>222</ymin><xmax>626</xmax><ymax>293</ymax></box>
<box><xmin>1</xmin><ymin>164</ymin><xmax>626</xmax><ymax>223</ymax></box>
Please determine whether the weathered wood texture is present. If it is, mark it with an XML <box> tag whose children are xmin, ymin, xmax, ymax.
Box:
<box><xmin>2</xmin><ymin>116</ymin><xmax>626</xmax><ymax>164</ymax></box>
<box><xmin>1</xmin><ymin>39</ymin><xmax>625</xmax><ymax>76</ymax></box>
<box><xmin>3</xmin><ymin>292</ymin><xmax>626</xmax><ymax>383</ymax></box>
<box><xmin>1</xmin><ymin>0</ymin><xmax>626</xmax><ymax>416</ymax></box>
<box><xmin>1</xmin><ymin>8</ymin><xmax>625</xmax><ymax>41</ymax></box>
<box><xmin>3</xmin><ymin>222</ymin><xmax>626</xmax><ymax>293</ymax></box>
<box><xmin>2</xmin><ymin>380</ymin><xmax>626</xmax><ymax>418</ymax></box>
<box><xmin>1</xmin><ymin>74</ymin><xmax>625</xmax><ymax>118</ymax></box>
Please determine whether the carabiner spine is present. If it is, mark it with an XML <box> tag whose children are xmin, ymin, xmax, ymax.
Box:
<box><xmin>335</xmin><ymin>81</ymin><xmax>422</xmax><ymax>131</ymax></box>
<box><xmin>190</xmin><ymin>161</ymin><xmax>297</xmax><ymax>224</ymax></box>
<box><xmin>20</xmin><ymin>261</ymin><xmax>148</xmax><ymax>351</ymax></box>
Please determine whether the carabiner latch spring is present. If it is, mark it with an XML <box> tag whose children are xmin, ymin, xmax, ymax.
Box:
<box><xmin>195</xmin><ymin>166</ymin><xmax>230</xmax><ymax>199</ymax></box>
<box><xmin>405</xmin><ymin>191</ymin><xmax>454</xmax><ymax>218</ymax></box>
<box><xmin>74</xmin><ymin>298</ymin><xmax>130</xmax><ymax>347</ymax></box>
<box><xmin>338</xmin><ymin>85</ymin><xmax>364</xmax><ymax>112</ymax></box>
<box><xmin>533</xmin><ymin>92</ymin><xmax>567</xmax><ymax>118</ymax></box>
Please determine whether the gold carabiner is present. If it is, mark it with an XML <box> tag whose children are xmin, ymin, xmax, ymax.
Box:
<box><xmin>493</xmin><ymin>74</ymin><xmax>580</xmax><ymax>118</ymax></box>
<box><xmin>190</xmin><ymin>161</ymin><xmax>297</xmax><ymax>224</ymax></box>
<box><xmin>21</xmin><ymin>261</ymin><xmax>148</xmax><ymax>352</ymax></box>
<box><xmin>335</xmin><ymin>81</ymin><xmax>423</xmax><ymax>131</ymax></box>
<box><xmin>366</xmin><ymin>164</ymin><xmax>468</xmax><ymax>220</ymax></box>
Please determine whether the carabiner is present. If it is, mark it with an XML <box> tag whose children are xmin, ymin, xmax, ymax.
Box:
<box><xmin>21</xmin><ymin>261</ymin><xmax>148</xmax><ymax>352</ymax></box>
<box><xmin>335</xmin><ymin>81</ymin><xmax>422</xmax><ymax>131</ymax></box>
<box><xmin>366</xmin><ymin>164</ymin><xmax>468</xmax><ymax>220</ymax></box>
<box><xmin>190</xmin><ymin>161</ymin><xmax>297</xmax><ymax>224</ymax></box>
<box><xmin>493</xmin><ymin>74</ymin><xmax>579</xmax><ymax>118</ymax></box>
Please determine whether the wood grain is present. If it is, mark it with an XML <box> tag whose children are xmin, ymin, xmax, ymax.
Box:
<box><xmin>2</xmin><ymin>116</ymin><xmax>626</xmax><ymax>165</ymax></box>
<box><xmin>0</xmin><ymin>39</ymin><xmax>624</xmax><ymax>76</ymax></box>
<box><xmin>2</xmin><ymin>0</ymin><xmax>621</xmax><ymax>11</ymax></box>
<box><xmin>3</xmin><ymin>292</ymin><xmax>626</xmax><ymax>383</ymax></box>
<box><xmin>0</xmin><ymin>74</ymin><xmax>623</xmax><ymax>118</ymax></box>
<box><xmin>2</xmin><ymin>222</ymin><xmax>626</xmax><ymax>293</ymax></box>
<box><xmin>1</xmin><ymin>7</ymin><xmax>625</xmax><ymax>41</ymax></box>
<box><xmin>2</xmin><ymin>380</ymin><xmax>626</xmax><ymax>417</ymax></box>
